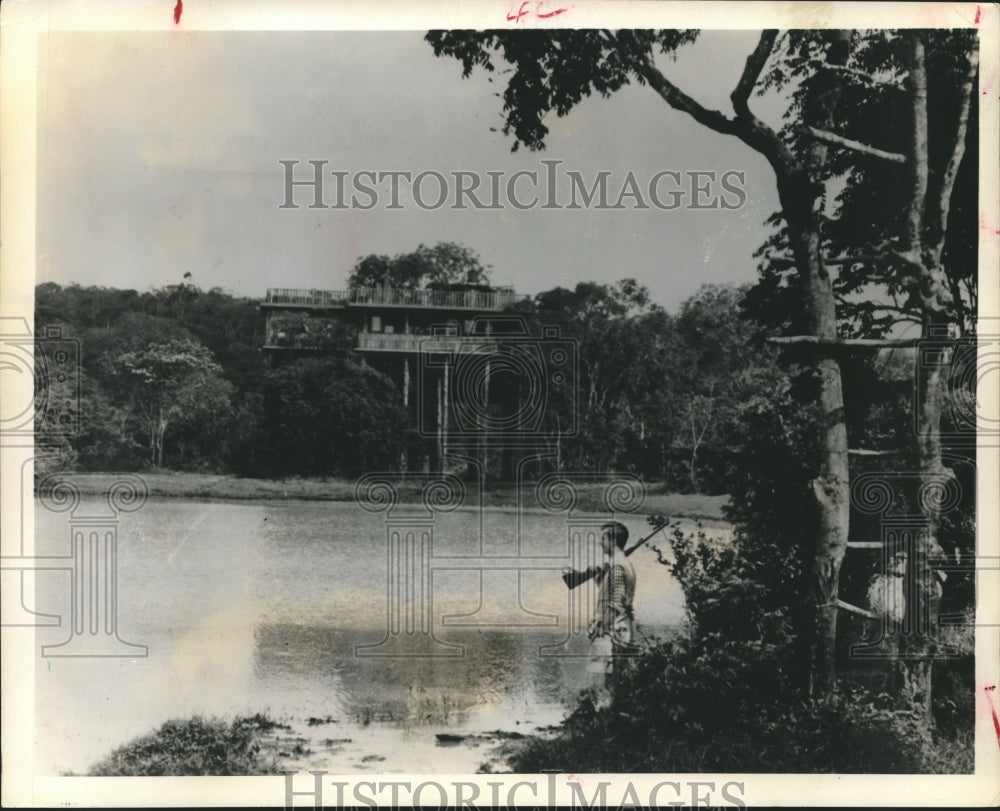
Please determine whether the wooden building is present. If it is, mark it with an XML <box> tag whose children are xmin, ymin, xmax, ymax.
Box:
<box><xmin>261</xmin><ymin>283</ymin><xmax>529</xmax><ymax>473</ymax></box>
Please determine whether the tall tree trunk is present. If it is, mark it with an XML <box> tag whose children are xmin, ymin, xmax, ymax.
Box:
<box><xmin>781</xmin><ymin>177</ymin><xmax>851</xmax><ymax>697</ymax></box>
<box><xmin>641</xmin><ymin>30</ymin><xmax>853</xmax><ymax>695</ymax></box>
<box><xmin>688</xmin><ymin>445</ymin><xmax>700</xmax><ymax>493</ymax></box>
<box><xmin>788</xmin><ymin>31</ymin><xmax>853</xmax><ymax>697</ymax></box>
<box><xmin>895</xmin><ymin>31</ymin><xmax>970</xmax><ymax>721</ymax></box>
<box><xmin>898</xmin><ymin>330</ymin><xmax>947</xmax><ymax>720</ymax></box>
<box><xmin>154</xmin><ymin>416</ymin><xmax>168</xmax><ymax>469</ymax></box>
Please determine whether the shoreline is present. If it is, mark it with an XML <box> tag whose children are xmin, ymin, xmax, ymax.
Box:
<box><xmin>36</xmin><ymin>471</ymin><xmax>732</xmax><ymax>523</ymax></box>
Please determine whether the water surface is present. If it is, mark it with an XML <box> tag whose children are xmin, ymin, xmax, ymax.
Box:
<box><xmin>33</xmin><ymin>498</ymin><xmax>711</xmax><ymax>773</ymax></box>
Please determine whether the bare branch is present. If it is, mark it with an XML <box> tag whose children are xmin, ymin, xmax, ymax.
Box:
<box><xmin>825</xmin><ymin>254</ymin><xmax>889</xmax><ymax>266</ymax></box>
<box><xmin>904</xmin><ymin>32</ymin><xmax>929</xmax><ymax>255</ymax></box>
<box><xmin>838</xmin><ymin>303</ymin><xmax>921</xmax><ymax>322</ymax></box>
<box><xmin>807</xmin><ymin>59</ymin><xmax>904</xmax><ymax>89</ymax></box>
<box><xmin>806</xmin><ymin>127</ymin><xmax>906</xmax><ymax>163</ymax></box>
<box><xmin>731</xmin><ymin>30</ymin><xmax>778</xmax><ymax>117</ymax></box>
<box><xmin>765</xmin><ymin>255</ymin><xmax>796</xmax><ymax>268</ymax></box>
<box><xmin>936</xmin><ymin>44</ymin><xmax>979</xmax><ymax>250</ymax></box>
<box><xmin>765</xmin><ymin>252</ymin><xmax>899</xmax><ymax>269</ymax></box>
<box><xmin>636</xmin><ymin>56</ymin><xmax>737</xmax><ymax>136</ymax></box>
<box><xmin>625</xmin><ymin>30</ymin><xmax>800</xmax><ymax>177</ymax></box>
<box><xmin>825</xmin><ymin>248</ymin><xmax>923</xmax><ymax>273</ymax></box>
<box><xmin>768</xmin><ymin>336</ymin><xmax>919</xmax><ymax>348</ymax></box>
<box><xmin>837</xmin><ymin>599</ymin><xmax>878</xmax><ymax>619</ymax></box>
<box><xmin>597</xmin><ymin>29</ymin><xmax>738</xmax><ymax>136</ymax></box>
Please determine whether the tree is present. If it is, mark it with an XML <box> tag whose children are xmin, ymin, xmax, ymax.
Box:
<box><xmin>35</xmin><ymin>283</ymin><xmax>275</xmax><ymax>472</ymax></box>
<box><xmin>428</xmin><ymin>28</ymin><xmax>853</xmax><ymax>693</ymax></box>
<box><xmin>522</xmin><ymin>279</ymin><xmax>669</xmax><ymax>474</ymax></box>
<box><xmin>262</xmin><ymin>357</ymin><xmax>408</xmax><ymax>477</ymax></box>
<box><xmin>672</xmin><ymin>284</ymin><xmax>774</xmax><ymax>492</ymax></box>
<box><xmin>747</xmin><ymin>29</ymin><xmax>979</xmax><ymax>717</ymax></box>
<box><xmin>111</xmin><ymin>339</ymin><xmax>234</xmax><ymax>468</ymax></box>
<box><xmin>348</xmin><ymin>242</ymin><xmax>492</xmax><ymax>289</ymax></box>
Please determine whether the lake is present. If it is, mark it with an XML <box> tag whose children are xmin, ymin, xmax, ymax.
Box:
<box><xmin>32</xmin><ymin>497</ymin><xmax>715</xmax><ymax>774</ymax></box>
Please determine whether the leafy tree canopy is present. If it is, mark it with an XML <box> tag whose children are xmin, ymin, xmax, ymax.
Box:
<box><xmin>348</xmin><ymin>242</ymin><xmax>492</xmax><ymax>289</ymax></box>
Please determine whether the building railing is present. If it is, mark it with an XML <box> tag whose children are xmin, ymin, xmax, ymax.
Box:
<box><xmin>264</xmin><ymin>288</ymin><xmax>349</xmax><ymax>307</ymax></box>
<box><xmin>356</xmin><ymin>332</ymin><xmax>500</xmax><ymax>353</ymax></box>
<box><xmin>264</xmin><ymin>285</ymin><xmax>524</xmax><ymax>311</ymax></box>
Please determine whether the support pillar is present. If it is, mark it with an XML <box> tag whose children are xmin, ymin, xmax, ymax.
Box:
<box><xmin>442</xmin><ymin>362</ymin><xmax>449</xmax><ymax>471</ymax></box>
<box><xmin>401</xmin><ymin>355</ymin><xmax>410</xmax><ymax>470</ymax></box>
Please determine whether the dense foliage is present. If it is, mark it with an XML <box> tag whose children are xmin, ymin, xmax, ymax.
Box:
<box><xmin>35</xmin><ymin>277</ymin><xmax>784</xmax><ymax>489</ymax></box>
<box><xmin>348</xmin><ymin>241</ymin><xmax>492</xmax><ymax>289</ymax></box>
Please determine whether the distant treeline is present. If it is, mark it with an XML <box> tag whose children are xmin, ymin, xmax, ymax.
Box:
<box><xmin>33</xmin><ymin>278</ymin><xmax>910</xmax><ymax>491</ymax></box>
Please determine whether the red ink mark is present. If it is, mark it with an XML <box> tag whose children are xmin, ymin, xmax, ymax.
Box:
<box><xmin>985</xmin><ymin>685</ymin><xmax>1000</xmax><ymax>747</ymax></box>
<box><xmin>974</xmin><ymin>5</ymin><xmax>981</xmax><ymax>24</ymax></box>
<box><xmin>507</xmin><ymin>1</ymin><xmax>570</xmax><ymax>23</ymax></box>
<box><xmin>507</xmin><ymin>1</ymin><xmax>531</xmax><ymax>22</ymax></box>
<box><xmin>173</xmin><ymin>0</ymin><xmax>183</xmax><ymax>25</ymax></box>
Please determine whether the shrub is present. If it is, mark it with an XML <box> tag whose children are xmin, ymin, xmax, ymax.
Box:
<box><xmin>509</xmin><ymin>642</ymin><xmax>973</xmax><ymax>773</ymax></box>
<box><xmin>88</xmin><ymin>714</ymin><xmax>283</xmax><ymax>776</ymax></box>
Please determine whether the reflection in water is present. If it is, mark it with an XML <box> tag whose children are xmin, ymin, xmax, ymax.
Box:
<box><xmin>253</xmin><ymin>624</ymin><xmax>584</xmax><ymax>729</ymax></box>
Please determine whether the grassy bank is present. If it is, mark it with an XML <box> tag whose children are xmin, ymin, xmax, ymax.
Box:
<box><xmin>88</xmin><ymin>714</ymin><xmax>288</xmax><ymax>776</ymax></box>
<box><xmin>39</xmin><ymin>471</ymin><xmax>731</xmax><ymax>521</ymax></box>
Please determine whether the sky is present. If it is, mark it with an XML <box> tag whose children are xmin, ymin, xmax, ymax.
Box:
<box><xmin>37</xmin><ymin>29</ymin><xmax>785</xmax><ymax>313</ymax></box>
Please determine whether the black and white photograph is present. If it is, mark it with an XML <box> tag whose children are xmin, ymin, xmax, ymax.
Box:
<box><xmin>1</xmin><ymin>1</ymin><xmax>998</xmax><ymax>807</ymax></box>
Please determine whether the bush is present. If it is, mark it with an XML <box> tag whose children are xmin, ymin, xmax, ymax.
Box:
<box><xmin>510</xmin><ymin>640</ymin><xmax>973</xmax><ymax>773</ymax></box>
<box><xmin>88</xmin><ymin>714</ymin><xmax>284</xmax><ymax>776</ymax></box>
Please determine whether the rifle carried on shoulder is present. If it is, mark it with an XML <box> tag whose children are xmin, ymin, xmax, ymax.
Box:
<box><xmin>561</xmin><ymin>518</ymin><xmax>672</xmax><ymax>589</ymax></box>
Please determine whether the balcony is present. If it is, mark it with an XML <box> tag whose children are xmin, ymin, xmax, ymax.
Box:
<box><xmin>264</xmin><ymin>285</ymin><xmax>524</xmax><ymax>311</ymax></box>
<box><xmin>356</xmin><ymin>332</ymin><xmax>501</xmax><ymax>354</ymax></box>
<box><xmin>263</xmin><ymin>288</ymin><xmax>349</xmax><ymax>308</ymax></box>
